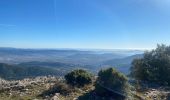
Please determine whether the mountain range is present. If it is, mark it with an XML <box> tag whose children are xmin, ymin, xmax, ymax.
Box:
<box><xmin>0</xmin><ymin>48</ymin><xmax>144</xmax><ymax>80</ymax></box>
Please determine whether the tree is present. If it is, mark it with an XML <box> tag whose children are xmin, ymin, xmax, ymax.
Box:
<box><xmin>130</xmin><ymin>44</ymin><xmax>170</xmax><ymax>85</ymax></box>
<box><xmin>65</xmin><ymin>69</ymin><xmax>93</xmax><ymax>87</ymax></box>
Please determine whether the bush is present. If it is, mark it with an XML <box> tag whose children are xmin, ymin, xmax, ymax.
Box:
<box><xmin>95</xmin><ymin>68</ymin><xmax>129</xmax><ymax>97</ymax></box>
<box><xmin>41</xmin><ymin>81</ymin><xmax>74</xmax><ymax>97</ymax></box>
<box><xmin>40</xmin><ymin>82</ymin><xmax>73</xmax><ymax>97</ymax></box>
<box><xmin>65</xmin><ymin>69</ymin><xmax>93</xmax><ymax>87</ymax></box>
<box><xmin>130</xmin><ymin>44</ymin><xmax>170</xmax><ymax>85</ymax></box>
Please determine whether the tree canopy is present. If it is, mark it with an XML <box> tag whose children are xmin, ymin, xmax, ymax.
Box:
<box><xmin>130</xmin><ymin>44</ymin><xmax>170</xmax><ymax>85</ymax></box>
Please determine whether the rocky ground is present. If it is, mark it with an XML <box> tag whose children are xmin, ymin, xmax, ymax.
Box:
<box><xmin>0</xmin><ymin>77</ymin><xmax>170</xmax><ymax>100</ymax></box>
<box><xmin>0</xmin><ymin>76</ymin><xmax>93</xmax><ymax>100</ymax></box>
<box><xmin>0</xmin><ymin>76</ymin><xmax>54</xmax><ymax>99</ymax></box>
<box><xmin>133</xmin><ymin>82</ymin><xmax>170</xmax><ymax>100</ymax></box>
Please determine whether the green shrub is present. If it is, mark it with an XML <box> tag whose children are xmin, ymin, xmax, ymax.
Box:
<box><xmin>65</xmin><ymin>69</ymin><xmax>93</xmax><ymax>87</ymax></box>
<box><xmin>130</xmin><ymin>44</ymin><xmax>170</xmax><ymax>85</ymax></box>
<box><xmin>95</xmin><ymin>68</ymin><xmax>129</xmax><ymax>96</ymax></box>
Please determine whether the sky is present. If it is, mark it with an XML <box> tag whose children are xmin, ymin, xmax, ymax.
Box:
<box><xmin>0</xmin><ymin>0</ymin><xmax>170</xmax><ymax>50</ymax></box>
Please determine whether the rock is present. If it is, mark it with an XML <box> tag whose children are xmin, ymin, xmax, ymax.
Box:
<box><xmin>46</xmin><ymin>83</ymin><xmax>51</xmax><ymax>89</ymax></box>
<box><xmin>152</xmin><ymin>89</ymin><xmax>156</xmax><ymax>91</ymax></box>
<box><xmin>78</xmin><ymin>89</ymin><xmax>83</xmax><ymax>92</ymax></box>
<box><xmin>55</xmin><ymin>93</ymin><xmax>60</xmax><ymax>96</ymax></box>
<box><xmin>51</xmin><ymin>95</ymin><xmax>60</xmax><ymax>100</ymax></box>
<box><xmin>73</xmin><ymin>97</ymin><xmax>77</xmax><ymax>100</ymax></box>
<box><xmin>31</xmin><ymin>81</ymin><xmax>38</xmax><ymax>85</ymax></box>
<box><xmin>9</xmin><ymin>92</ymin><xmax>12</xmax><ymax>96</ymax></box>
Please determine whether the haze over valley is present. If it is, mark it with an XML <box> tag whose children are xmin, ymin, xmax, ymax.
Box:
<box><xmin>0</xmin><ymin>47</ymin><xmax>143</xmax><ymax>80</ymax></box>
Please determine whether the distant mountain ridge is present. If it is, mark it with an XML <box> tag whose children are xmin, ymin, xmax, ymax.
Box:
<box><xmin>102</xmin><ymin>54</ymin><xmax>143</xmax><ymax>74</ymax></box>
<box><xmin>0</xmin><ymin>47</ymin><xmax>144</xmax><ymax>64</ymax></box>
<box><xmin>103</xmin><ymin>54</ymin><xmax>143</xmax><ymax>66</ymax></box>
<box><xmin>0</xmin><ymin>48</ymin><xmax>144</xmax><ymax>79</ymax></box>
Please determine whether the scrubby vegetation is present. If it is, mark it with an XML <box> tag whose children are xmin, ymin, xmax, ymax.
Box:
<box><xmin>65</xmin><ymin>69</ymin><xmax>93</xmax><ymax>87</ymax></box>
<box><xmin>95</xmin><ymin>68</ymin><xmax>129</xmax><ymax>99</ymax></box>
<box><xmin>130</xmin><ymin>44</ymin><xmax>170</xmax><ymax>85</ymax></box>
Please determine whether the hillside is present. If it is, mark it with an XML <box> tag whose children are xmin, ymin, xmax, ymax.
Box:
<box><xmin>103</xmin><ymin>54</ymin><xmax>143</xmax><ymax>66</ymax></box>
<box><xmin>0</xmin><ymin>63</ymin><xmax>62</xmax><ymax>80</ymax></box>
<box><xmin>102</xmin><ymin>54</ymin><xmax>143</xmax><ymax>74</ymax></box>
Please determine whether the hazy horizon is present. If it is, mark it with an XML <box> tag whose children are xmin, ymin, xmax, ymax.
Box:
<box><xmin>0</xmin><ymin>46</ymin><xmax>149</xmax><ymax>51</ymax></box>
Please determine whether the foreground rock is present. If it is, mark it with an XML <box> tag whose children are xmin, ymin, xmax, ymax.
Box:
<box><xmin>0</xmin><ymin>76</ymin><xmax>61</xmax><ymax>100</ymax></box>
<box><xmin>1</xmin><ymin>76</ymin><xmax>170</xmax><ymax>100</ymax></box>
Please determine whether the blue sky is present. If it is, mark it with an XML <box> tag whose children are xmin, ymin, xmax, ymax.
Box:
<box><xmin>0</xmin><ymin>0</ymin><xmax>170</xmax><ymax>49</ymax></box>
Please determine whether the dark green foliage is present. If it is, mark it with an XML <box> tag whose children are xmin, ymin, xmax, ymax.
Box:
<box><xmin>95</xmin><ymin>68</ymin><xmax>129</xmax><ymax>96</ymax></box>
<box><xmin>65</xmin><ymin>69</ymin><xmax>92</xmax><ymax>87</ymax></box>
<box><xmin>130</xmin><ymin>44</ymin><xmax>170</xmax><ymax>85</ymax></box>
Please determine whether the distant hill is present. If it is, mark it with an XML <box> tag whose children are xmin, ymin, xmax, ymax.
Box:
<box><xmin>18</xmin><ymin>61</ymin><xmax>75</xmax><ymax>68</ymax></box>
<box><xmin>0</xmin><ymin>63</ymin><xmax>64</xmax><ymax>80</ymax></box>
<box><xmin>102</xmin><ymin>54</ymin><xmax>143</xmax><ymax>74</ymax></box>
<box><xmin>0</xmin><ymin>48</ymin><xmax>84</xmax><ymax>64</ymax></box>
<box><xmin>0</xmin><ymin>48</ymin><xmax>144</xmax><ymax>79</ymax></box>
<box><xmin>0</xmin><ymin>48</ymin><xmax>144</xmax><ymax>65</ymax></box>
<box><xmin>103</xmin><ymin>54</ymin><xmax>143</xmax><ymax>66</ymax></box>
<box><xmin>64</xmin><ymin>53</ymin><xmax>125</xmax><ymax>65</ymax></box>
<box><xmin>0</xmin><ymin>62</ymin><xmax>96</xmax><ymax>80</ymax></box>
